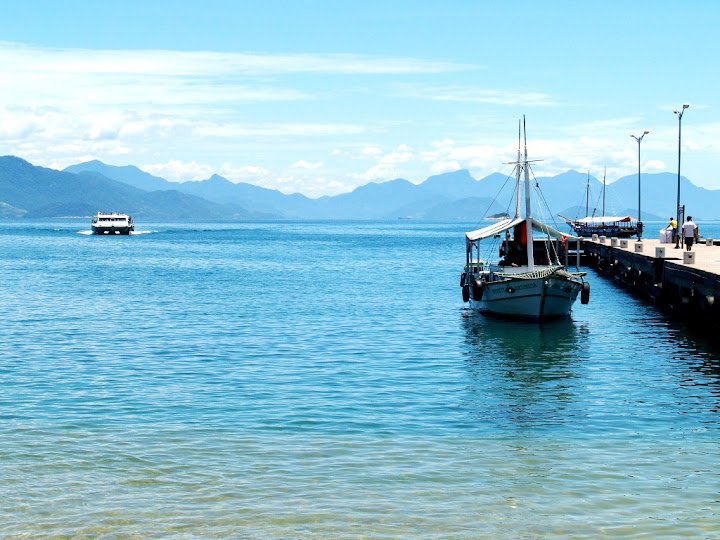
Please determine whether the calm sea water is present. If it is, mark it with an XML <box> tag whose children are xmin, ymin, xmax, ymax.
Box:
<box><xmin>1</xmin><ymin>219</ymin><xmax>719</xmax><ymax>538</ymax></box>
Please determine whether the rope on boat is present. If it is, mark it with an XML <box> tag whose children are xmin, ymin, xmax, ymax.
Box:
<box><xmin>495</xmin><ymin>265</ymin><xmax>586</xmax><ymax>280</ymax></box>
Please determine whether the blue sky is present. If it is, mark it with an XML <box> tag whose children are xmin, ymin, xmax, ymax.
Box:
<box><xmin>0</xmin><ymin>1</ymin><xmax>717</xmax><ymax>197</ymax></box>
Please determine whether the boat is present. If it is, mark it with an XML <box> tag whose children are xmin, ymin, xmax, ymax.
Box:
<box><xmin>91</xmin><ymin>211</ymin><xmax>134</xmax><ymax>235</ymax></box>
<box><xmin>560</xmin><ymin>215</ymin><xmax>639</xmax><ymax>238</ymax></box>
<box><xmin>460</xmin><ymin>118</ymin><xmax>589</xmax><ymax>320</ymax></box>
<box><xmin>560</xmin><ymin>170</ymin><xmax>639</xmax><ymax>238</ymax></box>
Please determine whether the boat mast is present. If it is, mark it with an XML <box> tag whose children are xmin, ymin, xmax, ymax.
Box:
<box><xmin>602</xmin><ymin>167</ymin><xmax>606</xmax><ymax>216</ymax></box>
<box><xmin>514</xmin><ymin>120</ymin><xmax>522</xmax><ymax>219</ymax></box>
<box><xmin>523</xmin><ymin>116</ymin><xmax>534</xmax><ymax>271</ymax></box>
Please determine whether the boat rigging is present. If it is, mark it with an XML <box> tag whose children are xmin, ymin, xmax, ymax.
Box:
<box><xmin>460</xmin><ymin>118</ymin><xmax>589</xmax><ymax>320</ymax></box>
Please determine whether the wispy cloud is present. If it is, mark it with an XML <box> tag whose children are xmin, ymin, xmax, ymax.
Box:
<box><xmin>397</xmin><ymin>84</ymin><xmax>555</xmax><ymax>106</ymax></box>
<box><xmin>196</xmin><ymin>122</ymin><xmax>368</xmax><ymax>137</ymax></box>
<box><xmin>0</xmin><ymin>40</ymin><xmax>468</xmax><ymax>182</ymax></box>
<box><xmin>0</xmin><ymin>40</ymin><xmax>472</xmax><ymax>87</ymax></box>
<box><xmin>0</xmin><ymin>42</ymin><xmax>476</xmax><ymax>128</ymax></box>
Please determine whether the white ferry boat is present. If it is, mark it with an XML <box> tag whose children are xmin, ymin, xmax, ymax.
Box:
<box><xmin>91</xmin><ymin>212</ymin><xmax>135</xmax><ymax>235</ymax></box>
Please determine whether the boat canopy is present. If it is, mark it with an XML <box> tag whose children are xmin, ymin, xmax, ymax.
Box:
<box><xmin>465</xmin><ymin>217</ymin><xmax>580</xmax><ymax>243</ymax></box>
<box><xmin>573</xmin><ymin>215</ymin><xmax>635</xmax><ymax>224</ymax></box>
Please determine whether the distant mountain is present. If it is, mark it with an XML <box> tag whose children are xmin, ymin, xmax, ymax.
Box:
<box><xmin>63</xmin><ymin>162</ymin><xmax>527</xmax><ymax>220</ymax></box>
<box><xmin>319</xmin><ymin>178</ymin><xmax>427</xmax><ymax>219</ymax></box>
<box><xmin>551</xmin><ymin>170</ymin><xmax>717</xmax><ymax>221</ymax></box>
<box><xmin>0</xmin><ymin>200</ymin><xmax>27</xmax><ymax>218</ymax></box>
<box><xmin>163</xmin><ymin>174</ymin><xmax>318</xmax><ymax>218</ymax></box>
<box><xmin>611</xmin><ymin>172</ymin><xmax>717</xmax><ymax>221</ymax></box>
<box><xmin>0</xmin><ymin>156</ymin><xmax>266</xmax><ymax>219</ymax></box>
<box><xmin>65</xmin><ymin>161</ymin><xmax>314</xmax><ymax>218</ymax></box>
<box><xmin>4</xmin><ymin>157</ymin><xmax>716</xmax><ymax>220</ymax></box>
<box><xmin>415</xmin><ymin>169</ymin><xmax>481</xmax><ymax>197</ymax></box>
<box><xmin>403</xmin><ymin>197</ymin><xmax>507</xmax><ymax>221</ymax></box>
<box><xmin>64</xmin><ymin>160</ymin><xmax>169</xmax><ymax>192</ymax></box>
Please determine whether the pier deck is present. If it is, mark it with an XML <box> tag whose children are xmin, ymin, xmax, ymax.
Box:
<box><xmin>605</xmin><ymin>237</ymin><xmax>720</xmax><ymax>273</ymax></box>
<box><xmin>581</xmin><ymin>236</ymin><xmax>720</xmax><ymax>322</ymax></box>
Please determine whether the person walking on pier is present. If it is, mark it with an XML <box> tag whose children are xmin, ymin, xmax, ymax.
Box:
<box><xmin>669</xmin><ymin>216</ymin><xmax>678</xmax><ymax>245</ymax></box>
<box><xmin>682</xmin><ymin>216</ymin><xmax>698</xmax><ymax>251</ymax></box>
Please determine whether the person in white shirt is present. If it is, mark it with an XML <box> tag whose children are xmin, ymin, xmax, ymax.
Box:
<box><xmin>682</xmin><ymin>216</ymin><xmax>698</xmax><ymax>251</ymax></box>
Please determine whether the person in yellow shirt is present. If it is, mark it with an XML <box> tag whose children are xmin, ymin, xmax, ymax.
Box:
<box><xmin>669</xmin><ymin>217</ymin><xmax>678</xmax><ymax>245</ymax></box>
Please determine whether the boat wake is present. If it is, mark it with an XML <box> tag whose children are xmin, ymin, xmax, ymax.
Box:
<box><xmin>76</xmin><ymin>230</ymin><xmax>157</xmax><ymax>235</ymax></box>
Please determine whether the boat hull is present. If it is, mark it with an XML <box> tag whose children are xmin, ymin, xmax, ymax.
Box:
<box><xmin>469</xmin><ymin>275</ymin><xmax>581</xmax><ymax>319</ymax></box>
<box><xmin>91</xmin><ymin>225</ymin><xmax>133</xmax><ymax>235</ymax></box>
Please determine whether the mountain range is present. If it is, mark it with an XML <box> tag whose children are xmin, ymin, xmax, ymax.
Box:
<box><xmin>0</xmin><ymin>154</ymin><xmax>717</xmax><ymax>221</ymax></box>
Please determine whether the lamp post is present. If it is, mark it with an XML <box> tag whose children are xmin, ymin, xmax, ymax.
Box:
<box><xmin>674</xmin><ymin>103</ymin><xmax>689</xmax><ymax>248</ymax></box>
<box><xmin>631</xmin><ymin>130</ymin><xmax>649</xmax><ymax>239</ymax></box>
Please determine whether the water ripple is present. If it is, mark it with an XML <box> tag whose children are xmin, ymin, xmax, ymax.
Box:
<box><xmin>1</xmin><ymin>220</ymin><xmax>719</xmax><ymax>537</ymax></box>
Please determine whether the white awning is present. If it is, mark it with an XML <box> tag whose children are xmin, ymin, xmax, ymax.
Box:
<box><xmin>465</xmin><ymin>218</ymin><xmax>523</xmax><ymax>242</ymax></box>
<box><xmin>466</xmin><ymin>218</ymin><xmax>580</xmax><ymax>243</ymax></box>
<box><xmin>531</xmin><ymin>219</ymin><xmax>581</xmax><ymax>241</ymax></box>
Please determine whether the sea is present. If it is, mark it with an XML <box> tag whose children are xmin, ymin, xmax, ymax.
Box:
<box><xmin>1</xmin><ymin>219</ymin><xmax>719</xmax><ymax>538</ymax></box>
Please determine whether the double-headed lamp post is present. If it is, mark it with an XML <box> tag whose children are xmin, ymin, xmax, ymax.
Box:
<box><xmin>631</xmin><ymin>130</ymin><xmax>649</xmax><ymax>238</ymax></box>
<box><xmin>674</xmin><ymin>103</ymin><xmax>689</xmax><ymax>248</ymax></box>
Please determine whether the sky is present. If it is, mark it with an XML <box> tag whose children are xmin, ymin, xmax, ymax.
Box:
<box><xmin>0</xmin><ymin>0</ymin><xmax>718</xmax><ymax>197</ymax></box>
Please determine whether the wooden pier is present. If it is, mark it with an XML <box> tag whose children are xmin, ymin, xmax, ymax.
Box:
<box><xmin>581</xmin><ymin>236</ymin><xmax>720</xmax><ymax>323</ymax></box>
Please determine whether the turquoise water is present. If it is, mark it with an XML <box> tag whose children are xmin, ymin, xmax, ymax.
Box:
<box><xmin>1</xmin><ymin>219</ymin><xmax>719</xmax><ymax>538</ymax></box>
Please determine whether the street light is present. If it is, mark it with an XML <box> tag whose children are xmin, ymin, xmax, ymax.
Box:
<box><xmin>631</xmin><ymin>130</ymin><xmax>649</xmax><ymax>238</ymax></box>
<box><xmin>674</xmin><ymin>103</ymin><xmax>689</xmax><ymax>248</ymax></box>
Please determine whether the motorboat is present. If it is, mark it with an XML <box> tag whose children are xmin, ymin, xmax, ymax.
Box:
<box><xmin>91</xmin><ymin>211</ymin><xmax>134</xmax><ymax>235</ymax></box>
<box><xmin>460</xmin><ymin>118</ymin><xmax>589</xmax><ymax>320</ymax></box>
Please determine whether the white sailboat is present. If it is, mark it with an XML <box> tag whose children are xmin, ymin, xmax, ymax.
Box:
<box><xmin>560</xmin><ymin>170</ymin><xmax>639</xmax><ymax>238</ymax></box>
<box><xmin>460</xmin><ymin>119</ymin><xmax>589</xmax><ymax>320</ymax></box>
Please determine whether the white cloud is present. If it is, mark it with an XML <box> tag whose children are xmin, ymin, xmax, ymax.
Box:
<box><xmin>270</xmin><ymin>173</ymin><xmax>346</xmax><ymax>197</ymax></box>
<box><xmin>291</xmin><ymin>160</ymin><xmax>323</xmax><ymax>169</ymax></box>
<box><xmin>195</xmin><ymin>122</ymin><xmax>367</xmax><ymax>138</ymax></box>
<box><xmin>139</xmin><ymin>160</ymin><xmax>273</xmax><ymax>184</ymax></box>
<box><xmin>219</xmin><ymin>164</ymin><xmax>271</xmax><ymax>183</ymax></box>
<box><xmin>379</xmin><ymin>145</ymin><xmax>413</xmax><ymax>165</ymax></box>
<box><xmin>644</xmin><ymin>159</ymin><xmax>666</xmax><ymax>172</ymax></box>
<box><xmin>141</xmin><ymin>160</ymin><xmax>216</xmax><ymax>182</ymax></box>
<box><xmin>361</xmin><ymin>146</ymin><xmax>383</xmax><ymax>157</ymax></box>
<box><xmin>350</xmin><ymin>144</ymin><xmax>416</xmax><ymax>182</ymax></box>
<box><xmin>421</xmin><ymin>139</ymin><xmax>508</xmax><ymax>178</ymax></box>
<box><xmin>430</xmin><ymin>160</ymin><xmax>462</xmax><ymax>174</ymax></box>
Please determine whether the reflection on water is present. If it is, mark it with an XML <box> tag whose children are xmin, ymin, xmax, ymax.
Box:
<box><xmin>461</xmin><ymin>312</ymin><xmax>590</xmax><ymax>431</ymax></box>
<box><xmin>671</xmin><ymin>321</ymin><xmax>720</xmax><ymax>391</ymax></box>
<box><xmin>462</xmin><ymin>313</ymin><xmax>587</xmax><ymax>366</ymax></box>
